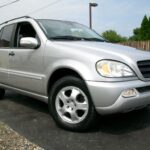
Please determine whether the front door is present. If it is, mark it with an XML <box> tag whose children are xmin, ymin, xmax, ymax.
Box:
<box><xmin>9</xmin><ymin>21</ymin><xmax>45</xmax><ymax>94</ymax></box>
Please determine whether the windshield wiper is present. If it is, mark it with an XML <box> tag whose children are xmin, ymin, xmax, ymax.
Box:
<box><xmin>49</xmin><ymin>36</ymin><xmax>84</xmax><ymax>41</ymax></box>
<box><xmin>85</xmin><ymin>38</ymin><xmax>105</xmax><ymax>42</ymax></box>
<box><xmin>49</xmin><ymin>36</ymin><xmax>105</xmax><ymax>42</ymax></box>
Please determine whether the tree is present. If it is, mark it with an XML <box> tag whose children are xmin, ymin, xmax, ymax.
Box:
<box><xmin>102</xmin><ymin>30</ymin><xmax>127</xmax><ymax>43</ymax></box>
<box><xmin>129</xmin><ymin>28</ymin><xmax>141</xmax><ymax>41</ymax></box>
<box><xmin>130</xmin><ymin>15</ymin><xmax>150</xmax><ymax>41</ymax></box>
<box><xmin>140</xmin><ymin>15</ymin><xmax>149</xmax><ymax>40</ymax></box>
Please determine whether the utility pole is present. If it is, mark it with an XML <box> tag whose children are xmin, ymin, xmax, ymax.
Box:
<box><xmin>89</xmin><ymin>2</ymin><xmax>98</xmax><ymax>29</ymax></box>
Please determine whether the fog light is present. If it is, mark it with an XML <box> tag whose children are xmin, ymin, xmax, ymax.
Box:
<box><xmin>122</xmin><ymin>88</ymin><xmax>138</xmax><ymax>98</ymax></box>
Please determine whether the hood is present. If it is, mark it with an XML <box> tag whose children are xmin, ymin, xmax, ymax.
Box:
<box><xmin>53</xmin><ymin>41</ymin><xmax>150</xmax><ymax>63</ymax></box>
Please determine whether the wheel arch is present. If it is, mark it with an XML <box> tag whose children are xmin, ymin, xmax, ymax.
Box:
<box><xmin>47</xmin><ymin>67</ymin><xmax>85</xmax><ymax>94</ymax></box>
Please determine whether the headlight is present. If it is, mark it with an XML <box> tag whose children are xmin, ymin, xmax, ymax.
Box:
<box><xmin>96</xmin><ymin>60</ymin><xmax>135</xmax><ymax>78</ymax></box>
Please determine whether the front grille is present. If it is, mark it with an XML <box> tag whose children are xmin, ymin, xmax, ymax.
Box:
<box><xmin>137</xmin><ymin>60</ymin><xmax>150</xmax><ymax>78</ymax></box>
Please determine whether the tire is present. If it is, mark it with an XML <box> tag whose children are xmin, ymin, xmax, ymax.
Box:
<box><xmin>0</xmin><ymin>88</ymin><xmax>5</xmax><ymax>100</ymax></box>
<box><xmin>49</xmin><ymin>76</ymin><xmax>97</xmax><ymax>132</ymax></box>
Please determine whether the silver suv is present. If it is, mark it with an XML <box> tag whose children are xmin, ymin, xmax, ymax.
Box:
<box><xmin>0</xmin><ymin>16</ymin><xmax>150</xmax><ymax>131</ymax></box>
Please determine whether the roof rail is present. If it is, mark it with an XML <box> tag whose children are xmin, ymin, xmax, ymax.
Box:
<box><xmin>0</xmin><ymin>16</ymin><xmax>32</xmax><ymax>26</ymax></box>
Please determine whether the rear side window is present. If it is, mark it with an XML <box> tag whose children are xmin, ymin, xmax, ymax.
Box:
<box><xmin>0</xmin><ymin>24</ymin><xmax>14</xmax><ymax>48</ymax></box>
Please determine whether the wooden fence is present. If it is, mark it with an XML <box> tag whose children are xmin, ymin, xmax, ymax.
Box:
<box><xmin>120</xmin><ymin>41</ymin><xmax>150</xmax><ymax>51</ymax></box>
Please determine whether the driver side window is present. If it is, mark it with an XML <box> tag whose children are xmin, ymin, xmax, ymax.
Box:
<box><xmin>14</xmin><ymin>22</ymin><xmax>37</xmax><ymax>48</ymax></box>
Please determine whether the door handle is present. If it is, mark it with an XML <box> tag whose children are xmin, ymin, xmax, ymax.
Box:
<box><xmin>9</xmin><ymin>51</ymin><xmax>15</xmax><ymax>56</ymax></box>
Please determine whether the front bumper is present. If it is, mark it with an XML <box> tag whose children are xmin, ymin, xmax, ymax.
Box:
<box><xmin>86</xmin><ymin>80</ymin><xmax>150</xmax><ymax>115</ymax></box>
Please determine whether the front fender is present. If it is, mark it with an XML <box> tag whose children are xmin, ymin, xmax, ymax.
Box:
<box><xmin>41</xmin><ymin>59</ymin><xmax>98</xmax><ymax>95</ymax></box>
<box><xmin>46</xmin><ymin>59</ymin><xmax>96</xmax><ymax>81</ymax></box>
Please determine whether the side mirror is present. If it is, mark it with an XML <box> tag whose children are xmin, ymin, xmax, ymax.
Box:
<box><xmin>20</xmin><ymin>37</ymin><xmax>39</xmax><ymax>49</ymax></box>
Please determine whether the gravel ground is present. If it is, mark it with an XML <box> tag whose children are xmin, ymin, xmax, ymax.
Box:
<box><xmin>0</xmin><ymin>122</ymin><xmax>44</xmax><ymax>150</ymax></box>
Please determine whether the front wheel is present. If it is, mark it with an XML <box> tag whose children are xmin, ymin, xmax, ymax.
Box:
<box><xmin>49</xmin><ymin>76</ymin><xmax>97</xmax><ymax>131</ymax></box>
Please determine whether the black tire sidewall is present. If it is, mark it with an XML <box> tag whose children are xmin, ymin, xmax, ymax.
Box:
<box><xmin>0</xmin><ymin>89</ymin><xmax>5</xmax><ymax>100</ymax></box>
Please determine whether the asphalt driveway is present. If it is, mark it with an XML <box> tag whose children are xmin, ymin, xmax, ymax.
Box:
<box><xmin>0</xmin><ymin>91</ymin><xmax>150</xmax><ymax>150</ymax></box>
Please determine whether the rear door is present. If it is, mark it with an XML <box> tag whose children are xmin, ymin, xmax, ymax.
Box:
<box><xmin>0</xmin><ymin>24</ymin><xmax>15</xmax><ymax>85</ymax></box>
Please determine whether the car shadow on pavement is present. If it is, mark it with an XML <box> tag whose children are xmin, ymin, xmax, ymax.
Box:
<box><xmin>94</xmin><ymin>108</ymin><xmax>150</xmax><ymax>134</ymax></box>
<box><xmin>5</xmin><ymin>91</ymin><xmax>49</xmax><ymax>114</ymax></box>
<box><xmin>4</xmin><ymin>91</ymin><xmax>150</xmax><ymax>135</ymax></box>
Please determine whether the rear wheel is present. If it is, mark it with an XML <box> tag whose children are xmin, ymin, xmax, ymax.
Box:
<box><xmin>0</xmin><ymin>88</ymin><xmax>5</xmax><ymax>100</ymax></box>
<box><xmin>49</xmin><ymin>76</ymin><xmax>97</xmax><ymax>131</ymax></box>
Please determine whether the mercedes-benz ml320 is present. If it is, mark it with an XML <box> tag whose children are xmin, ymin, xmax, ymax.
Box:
<box><xmin>0</xmin><ymin>16</ymin><xmax>150</xmax><ymax>131</ymax></box>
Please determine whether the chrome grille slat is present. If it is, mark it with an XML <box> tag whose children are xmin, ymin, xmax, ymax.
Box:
<box><xmin>137</xmin><ymin>60</ymin><xmax>150</xmax><ymax>78</ymax></box>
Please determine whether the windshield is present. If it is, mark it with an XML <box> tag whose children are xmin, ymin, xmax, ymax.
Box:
<box><xmin>37</xmin><ymin>19</ymin><xmax>105</xmax><ymax>42</ymax></box>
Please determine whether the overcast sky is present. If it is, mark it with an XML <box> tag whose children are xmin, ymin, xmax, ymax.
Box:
<box><xmin>0</xmin><ymin>0</ymin><xmax>150</xmax><ymax>37</ymax></box>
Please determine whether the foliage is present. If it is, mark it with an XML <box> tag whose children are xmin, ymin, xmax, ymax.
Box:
<box><xmin>129</xmin><ymin>15</ymin><xmax>150</xmax><ymax>41</ymax></box>
<box><xmin>102</xmin><ymin>30</ymin><xmax>127</xmax><ymax>43</ymax></box>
